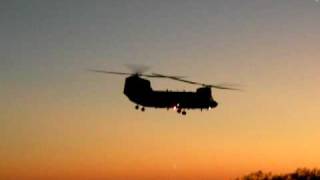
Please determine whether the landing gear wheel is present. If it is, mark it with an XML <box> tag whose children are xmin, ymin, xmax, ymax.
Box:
<box><xmin>135</xmin><ymin>105</ymin><xmax>139</xmax><ymax>110</ymax></box>
<box><xmin>141</xmin><ymin>107</ymin><xmax>145</xmax><ymax>112</ymax></box>
<box><xmin>177</xmin><ymin>109</ymin><xmax>182</xmax><ymax>114</ymax></box>
<box><xmin>182</xmin><ymin>111</ymin><xmax>187</xmax><ymax>115</ymax></box>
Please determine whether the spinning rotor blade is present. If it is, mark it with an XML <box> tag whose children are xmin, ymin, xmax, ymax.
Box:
<box><xmin>206</xmin><ymin>84</ymin><xmax>241</xmax><ymax>90</ymax></box>
<box><xmin>89</xmin><ymin>69</ymin><xmax>239</xmax><ymax>90</ymax></box>
<box><xmin>89</xmin><ymin>69</ymin><xmax>186</xmax><ymax>78</ymax></box>
<box><xmin>168</xmin><ymin>77</ymin><xmax>241</xmax><ymax>90</ymax></box>
<box><xmin>125</xmin><ymin>64</ymin><xmax>150</xmax><ymax>74</ymax></box>
<box><xmin>88</xmin><ymin>69</ymin><xmax>177</xmax><ymax>78</ymax></box>
<box><xmin>88</xmin><ymin>69</ymin><xmax>133</xmax><ymax>76</ymax></box>
<box><xmin>151</xmin><ymin>73</ymin><xmax>185</xmax><ymax>79</ymax></box>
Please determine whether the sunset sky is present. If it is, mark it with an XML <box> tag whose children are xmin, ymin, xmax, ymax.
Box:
<box><xmin>1</xmin><ymin>0</ymin><xmax>320</xmax><ymax>179</ymax></box>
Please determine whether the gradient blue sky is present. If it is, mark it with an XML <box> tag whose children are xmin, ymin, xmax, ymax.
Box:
<box><xmin>1</xmin><ymin>1</ymin><xmax>320</xmax><ymax>179</ymax></box>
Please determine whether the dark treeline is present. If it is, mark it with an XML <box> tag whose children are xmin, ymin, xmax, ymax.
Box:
<box><xmin>236</xmin><ymin>168</ymin><xmax>320</xmax><ymax>180</ymax></box>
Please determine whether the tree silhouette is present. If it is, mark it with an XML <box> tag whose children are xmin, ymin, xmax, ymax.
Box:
<box><xmin>236</xmin><ymin>168</ymin><xmax>320</xmax><ymax>180</ymax></box>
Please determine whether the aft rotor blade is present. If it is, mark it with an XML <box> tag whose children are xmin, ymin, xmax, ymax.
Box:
<box><xmin>206</xmin><ymin>85</ymin><xmax>241</xmax><ymax>90</ymax></box>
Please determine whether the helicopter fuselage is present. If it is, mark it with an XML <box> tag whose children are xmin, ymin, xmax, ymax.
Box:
<box><xmin>123</xmin><ymin>75</ymin><xmax>218</xmax><ymax>111</ymax></box>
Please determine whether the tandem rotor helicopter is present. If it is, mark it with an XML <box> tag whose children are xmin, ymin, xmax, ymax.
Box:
<box><xmin>90</xmin><ymin>66</ymin><xmax>240</xmax><ymax>115</ymax></box>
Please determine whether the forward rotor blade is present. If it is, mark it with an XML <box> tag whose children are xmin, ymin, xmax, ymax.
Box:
<box><xmin>151</xmin><ymin>73</ymin><xmax>186</xmax><ymax>79</ymax></box>
<box><xmin>125</xmin><ymin>64</ymin><xmax>150</xmax><ymax>74</ymax></box>
<box><xmin>169</xmin><ymin>77</ymin><xmax>200</xmax><ymax>85</ymax></box>
<box><xmin>168</xmin><ymin>77</ymin><xmax>241</xmax><ymax>91</ymax></box>
<box><xmin>140</xmin><ymin>74</ymin><xmax>164</xmax><ymax>78</ymax></box>
<box><xmin>88</xmin><ymin>69</ymin><xmax>165</xmax><ymax>78</ymax></box>
<box><xmin>88</xmin><ymin>69</ymin><xmax>133</xmax><ymax>76</ymax></box>
<box><xmin>88</xmin><ymin>69</ymin><xmax>240</xmax><ymax>90</ymax></box>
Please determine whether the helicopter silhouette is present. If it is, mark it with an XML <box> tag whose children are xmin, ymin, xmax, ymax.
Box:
<box><xmin>90</xmin><ymin>67</ymin><xmax>239</xmax><ymax>115</ymax></box>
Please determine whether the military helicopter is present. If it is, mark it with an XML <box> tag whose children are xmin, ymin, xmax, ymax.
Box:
<box><xmin>90</xmin><ymin>67</ymin><xmax>239</xmax><ymax>115</ymax></box>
